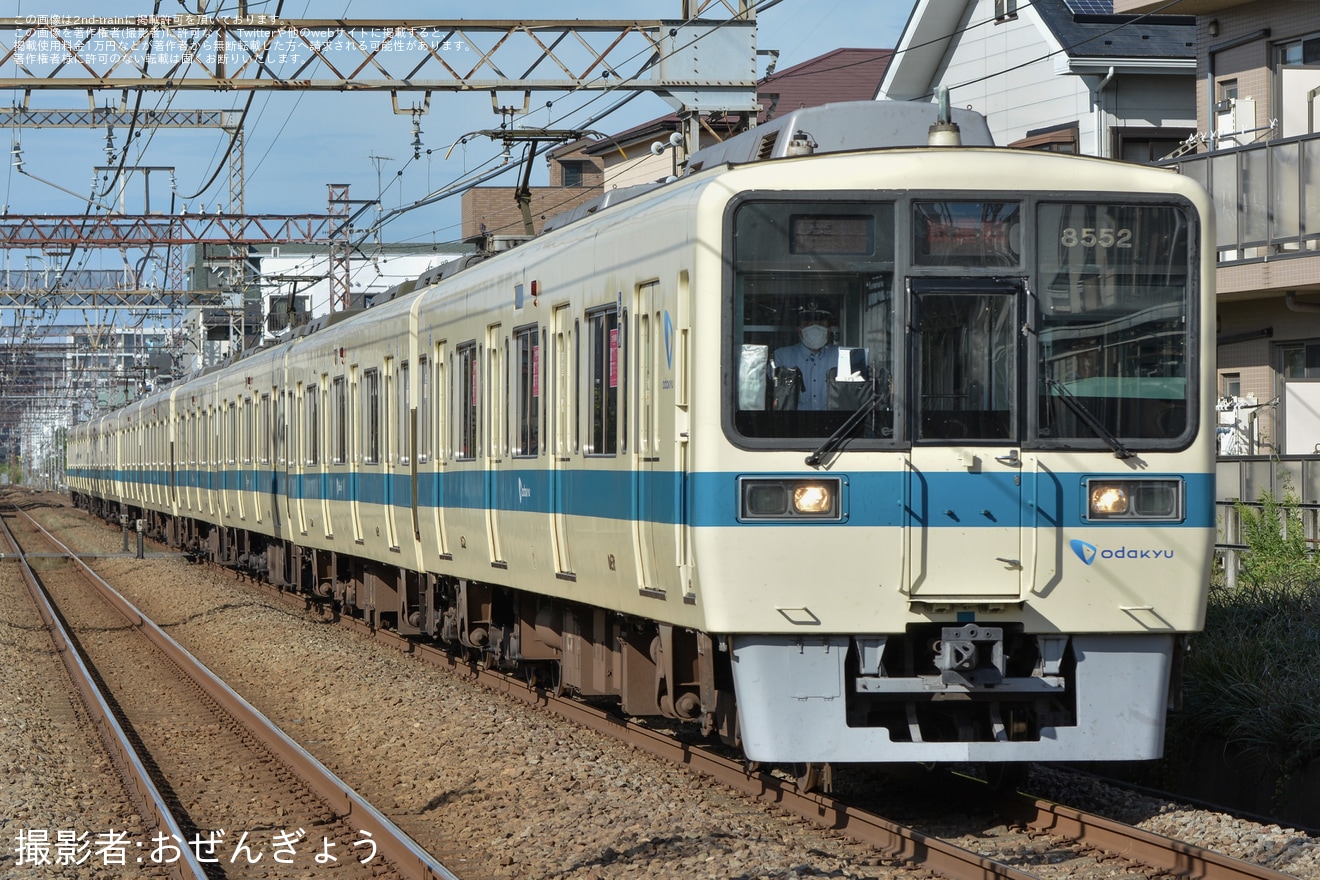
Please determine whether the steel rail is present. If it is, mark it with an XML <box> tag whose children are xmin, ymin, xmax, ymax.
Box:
<box><xmin>12</xmin><ymin>507</ymin><xmax>462</xmax><ymax>880</ymax></box>
<box><xmin>315</xmin><ymin>595</ymin><xmax>1304</xmax><ymax>880</ymax></box>
<box><xmin>314</xmin><ymin>609</ymin><xmax>1040</xmax><ymax>880</ymax></box>
<box><xmin>0</xmin><ymin>509</ymin><xmax>210</xmax><ymax>880</ymax></box>
<box><xmin>1001</xmin><ymin>794</ymin><xmax>1300</xmax><ymax>880</ymax></box>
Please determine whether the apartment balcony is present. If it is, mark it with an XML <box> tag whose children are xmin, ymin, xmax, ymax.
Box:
<box><xmin>1159</xmin><ymin>132</ymin><xmax>1320</xmax><ymax>295</ymax></box>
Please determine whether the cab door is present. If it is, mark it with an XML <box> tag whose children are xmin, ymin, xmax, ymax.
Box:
<box><xmin>906</xmin><ymin>279</ymin><xmax>1024</xmax><ymax>601</ymax></box>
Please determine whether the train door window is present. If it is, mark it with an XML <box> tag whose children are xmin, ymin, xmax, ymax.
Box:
<box><xmin>398</xmin><ymin>360</ymin><xmax>410</xmax><ymax>466</ymax></box>
<box><xmin>487</xmin><ymin>327</ymin><xmax>506</xmax><ymax>458</ymax></box>
<box><xmin>278</xmin><ymin>392</ymin><xmax>288</xmax><ymax>467</ymax></box>
<box><xmin>260</xmin><ymin>393</ymin><xmax>272</xmax><ymax>465</ymax></box>
<box><xmin>244</xmin><ymin>397</ymin><xmax>255</xmax><ymax>464</ymax></box>
<box><xmin>638</xmin><ymin>302</ymin><xmax>654</xmax><ymax>457</ymax></box>
<box><xmin>417</xmin><ymin>356</ymin><xmax>430</xmax><ymax>463</ymax></box>
<box><xmin>552</xmin><ymin>306</ymin><xmax>574</xmax><ymax>457</ymax></box>
<box><xmin>293</xmin><ymin>388</ymin><xmax>303</xmax><ymax>467</ymax></box>
<box><xmin>513</xmin><ymin>324</ymin><xmax>540</xmax><ymax>457</ymax></box>
<box><xmin>332</xmin><ymin>376</ymin><xmax>347</xmax><ymax>465</ymax></box>
<box><xmin>228</xmin><ymin>402</ymin><xmax>238</xmax><ymax>465</ymax></box>
<box><xmin>457</xmin><ymin>342</ymin><xmax>479</xmax><ymax>460</ymax></box>
<box><xmin>364</xmin><ymin>368</ymin><xmax>381</xmax><ymax>465</ymax></box>
<box><xmin>435</xmin><ymin>345</ymin><xmax>448</xmax><ymax>461</ymax></box>
<box><xmin>911</xmin><ymin>281</ymin><xmax>1019</xmax><ymax>442</ymax></box>
<box><xmin>586</xmin><ymin>306</ymin><xmax>621</xmax><ymax>456</ymax></box>
<box><xmin>382</xmin><ymin>361</ymin><xmax>394</xmax><ymax>463</ymax></box>
<box><xmin>307</xmin><ymin>384</ymin><xmax>320</xmax><ymax>466</ymax></box>
<box><xmin>620</xmin><ymin>309</ymin><xmax>628</xmax><ymax>452</ymax></box>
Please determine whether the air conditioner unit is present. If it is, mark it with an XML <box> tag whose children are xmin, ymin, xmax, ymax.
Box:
<box><xmin>1216</xmin><ymin>97</ymin><xmax>1255</xmax><ymax>147</ymax></box>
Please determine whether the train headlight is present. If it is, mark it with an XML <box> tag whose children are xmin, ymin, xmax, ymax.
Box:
<box><xmin>1085</xmin><ymin>478</ymin><xmax>1183</xmax><ymax>521</ymax></box>
<box><xmin>1090</xmin><ymin>485</ymin><xmax>1128</xmax><ymax>516</ymax></box>
<box><xmin>793</xmin><ymin>483</ymin><xmax>833</xmax><ymax>514</ymax></box>
<box><xmin>739</xmin><ymin>477</ymin><xmax>842</xmax><ymax>521</ymax></box>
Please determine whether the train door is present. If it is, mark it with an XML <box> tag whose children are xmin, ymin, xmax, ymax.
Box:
<box><xmin>633</xmin><ymin>282</ymin><xmax>663</xmax><ymax>593</ymax></box>
<box><xmin>378</xmin><ymin>363</ymin><xmax>398</xmax><ymax>549</ymax></box>
<box><xmin>550</xmin><ymin>304</ymin><xmax>575</xmax><ymax>576</ymax></box>
<box><xmin>485</xmin><ymin>326</ymin><xmax>506</xmax><ymax>565</ymax></box>
<box><xmin>328</xmin><ymin>374</ymin><xmax>346</xmax><ymax>540</ymax></box>
<box><xmin>399</xmin><ymin>359</ymin><xmax>420</xmax><ymax>545</ymax></box>
<box><xmin>906</xmin><ymin>278</ymin><xmax>1025</xmax><ymax>601</ymax></box>
<box><xmin>350</xmin><ymin>368</ymin><xmax>364</xmax><ymax>543</ymax></box>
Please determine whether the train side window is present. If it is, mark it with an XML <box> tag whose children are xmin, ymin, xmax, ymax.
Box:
<box><xmin>307</xmin><ymin>384</ymin><xmax>320</xmax><ymax>466</ymax></box>
<box><xmin>586</xmin><ymin>306</ymin><xmax>620</xmax><ymax>456</ymax></box>
<box><xmin>260</xmin><ymin>393</ymin><xmax>272</xmax><ymax>465</ymax></box>
<box><xmin>417</xmin><ymin>356</ymin><xmax>430</xmax><ymax>464</ymax></box>
<box><xmin>457</xmin><ymin>342</ymin><xmax>480</xmax><ymax>460</ymax></box>
<box><xmin>244</xmin><ymin>397</ymin><xmax>255</xmax><ymax>465</ymax></box>
<box><xmin>228</xmin><ymin>402</ymin><xmax>238</xmax><ymax>465</ymax></box>
<box><xmin>364</xmin><ymin>368</ymin><xmax>381</xmax><ymax>465</ymax></box>
<box><xmin>513</xmin><ymin>324</ymin><xmax>539</xmax><ymax>458</ymax></box>
<box><xmin>398</xmin><ymin>360</ymin><xmax>410</xmax><ymax>466</ymax></box>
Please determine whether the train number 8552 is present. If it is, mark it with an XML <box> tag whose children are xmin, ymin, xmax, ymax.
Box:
<box><xmin>1060</xmin><ymin>227</ymin><xmax>1133</xmax><ymax>248</ymax></box>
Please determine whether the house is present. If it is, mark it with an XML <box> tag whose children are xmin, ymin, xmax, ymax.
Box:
<box><xmin>460</xmin><ymin>48</ymin><xmax>893</xmax><ymax>238</ymax></box>
<box><xmin>878</xmin><ymin>0</ymin><xmax>1197</xmax><ymax>160</ymax></box>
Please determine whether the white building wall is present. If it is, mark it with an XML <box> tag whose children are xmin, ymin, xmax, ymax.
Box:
<box><xmin>939</xmin><ymin>2</ymin><xmax>1096</xmax><ymax>151</ymax></box>
<box><xmin>882</xmin><ymin>0</ymin><xmax>1195</xmax><ymax>159</ymax></box>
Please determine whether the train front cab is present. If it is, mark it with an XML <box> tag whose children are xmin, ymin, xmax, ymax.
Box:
<box><xmin>705</xmin><ymin>154</ymin><xmax>1216</xmax><ymax>764</ymax></box>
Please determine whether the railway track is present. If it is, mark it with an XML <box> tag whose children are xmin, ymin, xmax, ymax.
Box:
<box><xmin>11</xmin><ymin>494</ymin><xmax>1313</xmax><ymax>880</ymax></box>
<box><xmin>205</xmin><ymin>546</ymin><xmax>1303</xmax><ymax>880</ymax></box>
<box><xmin>2</xmin><ymin>504</ymin><xmax>458</xmax><ymax>880</ymax></box>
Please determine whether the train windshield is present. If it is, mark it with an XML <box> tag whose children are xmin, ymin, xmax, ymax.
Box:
<box><xmin>728</xmin><ymin>196</ymin><xmax>1197</xmax><ymax>450</ymax></box>
<box><xmin>1035</xmin><ymin>203</ymin><xmax>1192</xmax><ymax>445</ymax></box>
<box><xmin>729</xmin><ymin>201</ymin><xmax>898</xmax><ymax>442</ymax></box>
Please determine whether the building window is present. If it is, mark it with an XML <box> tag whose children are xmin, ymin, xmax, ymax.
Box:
<box><xmin>994</xmin><ymin>0</ymin><xmax>1017</xmax><ymax>23</ymax></box>
<box><xmin>1114</xmin><ymin>128</ymin><xmax>1196</xmax><ymax>164</ymax></box>
<box><xmin>1276</xmin><ymin>34</ymin><xmax>1320</xmax><ymax>67</ymax></box>
<box><xmin>1279</xmin><ymin>343</ymin><xmax>1320</xmax><ymax>380</ymax></box>
<box><xmin>562</xmin><ymin>160</ymin><xmax>586</xmax><ymax>187</ymax></box>
<box><xmin>1222</xmin><ymin>373</ymin><xmax>1241</xmax><ymax>399</ymax></box>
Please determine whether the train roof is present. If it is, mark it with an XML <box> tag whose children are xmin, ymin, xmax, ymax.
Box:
<box><xmin>539</xmin><ymin>100</ymin><xmax>994</xmax><ymax>235</ymax></box>
<box><xmin>682</xmin><ymin>100</ymin><xmax>994</xmax><ymax>171</ymax></box>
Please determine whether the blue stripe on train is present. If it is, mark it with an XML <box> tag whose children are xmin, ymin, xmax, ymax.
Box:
<box><xmin>68</xmin><ymin>467</ymin><xmax>1215</xmax><ymax>530</ymax></box>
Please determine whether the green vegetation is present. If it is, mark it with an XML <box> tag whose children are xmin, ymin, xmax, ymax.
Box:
<box><xmin>1173</xmin><ymin>481</ymin><xmax>1320</xmax><ymax>775</ymax></box>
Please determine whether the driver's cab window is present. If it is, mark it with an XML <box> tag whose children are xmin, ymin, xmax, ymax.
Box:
<box><xmin>731</xmin><ymin>200</ymin><xmax>896</xmax><ymax>441</ymax></box>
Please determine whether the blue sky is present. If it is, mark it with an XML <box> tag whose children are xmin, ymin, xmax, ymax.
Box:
<box><xmin>1</xmin><ymin>1</ymin><xmax>917</xmax><ymax>250</ymax></box>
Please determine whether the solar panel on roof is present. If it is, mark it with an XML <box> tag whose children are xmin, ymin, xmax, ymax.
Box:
<box><xmin>1062</xmin><ymin>0</ymin><xmax>1113</xmax><ymax>14</ymax></box>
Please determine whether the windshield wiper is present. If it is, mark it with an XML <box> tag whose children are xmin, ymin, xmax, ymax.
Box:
<box><xmin>1045</xmin><ymin>377</ymin><xmax>1134</xmax><ymax>460</ymax></box>
<box><xmin>805</xmin><ymin>384</ymin><xmax>882</xmax><ymax>468</ymax></box>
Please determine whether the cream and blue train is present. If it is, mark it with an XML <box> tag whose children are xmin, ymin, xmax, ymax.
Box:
<box><xmin>67</xmin><ymin>101</ymin><xmax>1216</xmax><ymax>776</ymax></box>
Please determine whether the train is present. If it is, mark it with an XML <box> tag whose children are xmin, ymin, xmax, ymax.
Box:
<box><xmin>67</xmin><ymin>100</ymin><xmax>1216</xmax><ymax>781</ymax></box>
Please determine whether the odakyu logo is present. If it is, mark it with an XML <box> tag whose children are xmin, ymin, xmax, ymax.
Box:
<box><xmin>1070</xmin><ymin>538</ymin><xmax>1174</xmax><ymax>565</ymax></box>
<box><xmin>663</xmin><ymin>310</ymin><xmax>674</xmax><ymax>370</ymax></box>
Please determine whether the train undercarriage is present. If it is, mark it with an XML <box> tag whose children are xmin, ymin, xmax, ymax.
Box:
<box><xmin>77</xmin><ymin>495</ymin><xmax>743</xmax><ymax>753</ymax></box>
<box><xmin>77</xmin><ymin>493</ymin><xmax>1115</xmax><ymax>787</ymax></box>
